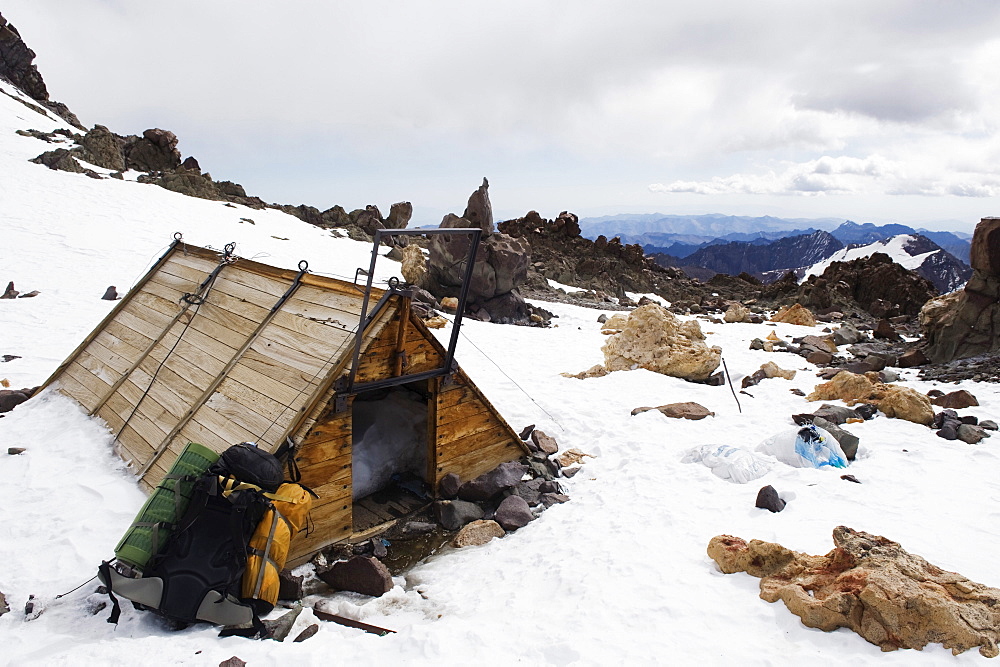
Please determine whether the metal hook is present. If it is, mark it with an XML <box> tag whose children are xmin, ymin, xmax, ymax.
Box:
<box><xmin>173</xmin><ymin>232</ymin><xmax>183</xmax><ymax>241</ymax></box>
<box><xmin>298</xmin><ymin>260</ymin><xmax>309</xmax><ymax>272</ymax></box>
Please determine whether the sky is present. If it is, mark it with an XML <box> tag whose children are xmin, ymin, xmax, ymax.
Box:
<box><xmin>5</xmin><ymin>1</ymin><xmax>1000</xmax><ymax>231</ymax></box>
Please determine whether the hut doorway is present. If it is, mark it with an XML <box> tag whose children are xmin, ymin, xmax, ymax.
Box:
<box><xmin>351</xmin><ymin>380</ymin><xmax>432</xmax><ymax>532</ymax></box>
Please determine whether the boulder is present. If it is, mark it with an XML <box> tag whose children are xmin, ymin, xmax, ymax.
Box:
<box><xmin>832</xmin><ymin>322</ymin><xmax>863</xmax><ymax>346</ymax></box>
<box><xmin>433</xmin><ymin>499</ymin><xmax>484</xmax><ymax>530</ymax></box>
<box><xmin>873</xmin><ymin>319</ymin><xmax>901</xmax><ymax>341</ymax></box>
<box><xmin>457</xmin><ymin>461</ymin><xmax>527</xmax><ymax>502</ymax></box>
<box><xmin>125</xmin><ymin>128</ymin><xmax>181</xmax><ymax>172</ymax></box>
<box><xmin>878</xmin><ymin>386</ymin><xmax>934</xmax><ymax>426</ymax></box>
<box><xmin>770</xmin><ymin>304</ymin><xmax>817</xmax><ymax>327</ymax></box>
<box><xmin>811</xmin><ymin>416</ymin><xmax>860</xmax><ymax>460</ymax></box>
<box><xmin>923</xmin><ymin>218</ymin><xmax>1000</xmax><ymax>363</ymax></box>
<box><xmin>760</xmin><ymin>361</ymin><xmax>795</xmax><ymax>380</ymax></box>
<box><xmin>317</xmin><ymin>556</ymin><xmax>393</xmax><ymax>597</ymax></box>
<box><xmin>530</xmin><ymin>430</ymin><xmax>559</xmax><ymax>455</ymax></box>
<box><xmin>79</xmin><ymin>125</ymin><xmax>125</xmax><ymax>171</ymax></box>
<box><xmin>754</xmin><ymin>485</ymin><xmax>785</xmax><ymax>513</ymax></box>
<box><xmin>646</xmin><ymin>401</ymin><xmax>715</xmax><ymax>420</ymax></box>
<box><xmin>494</xmin><ymin>495</ymin><xmax>534</xmax><ymax>531</ymax></box>
<box><xmin>438</xmin><ymin>472</ymin><xmax>461</xmax><ymax>499</ymax></box>
<box><xmin>806</xmin><ymin>350</ymin><xmax>833</xmax><ymax>365</ymax></box>
<box><xmin>599</xmin><ymin>304</ymin><xmax>721</xmax><ymax>381</ymax></box>
<box><xmin>897</xmin><ymin>348</ymin><xmax>929</xmax><ymax>367</ymax></box>
<box><xmin>101</xmin><ymin>286</ymin><xmax>118</xmax><ymax>300</ymax></box>
<box><xmin>723</xmin><ymin>303</ymin><xmax>751</xmax><ymax>323</ymax></box>
<box><xmin>707</xmin><ymin>527</ymin><xmax>1000</xmax><ymax>658</ymax></box>
<box><xmin>452</xmin><ymin>519</ymin><xmax>505</xmax><ymax>547</ymax></box>
<box><xmin>931</xmin><ymin>389</ymin><xmax>979</xmax><ymax>409</ymax></box>
<box><xmin>957</xmin><ymin>424</ymin><xmax>990</xmax><ymax>444</ymax></box>
<box><xmin>400</xmin><ymin>245</ymin><xmax>427</xmax><ymax>285</ymax></box>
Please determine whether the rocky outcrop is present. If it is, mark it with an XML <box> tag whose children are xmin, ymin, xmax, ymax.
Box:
<box><xmin>922</xmin><ymin>218</ymin><xmax>1000</xmax><ymax>363</ymax></box>
<box><xmin>594</xmin><ymin>304</ymin><xmax>721</xmax><ymax>381</ymax></box>
<box><xmin>708</xmin><ymin>527</ymin><xmax>1000</xmax><ymax>658</ymax></box>
<box><xmin>792</xmin><ymin>253</ymin><xmax>937</xmax><ymax>318</ymax></box>
<box><xmin>770</xmin><ymin>303</ymin><xmax>817</xmax><ymax>327</ymax></box>
<box><xmin>422</xmin><ymin>180</ymin><xmax>537</xmax><ymax>324</ymax></box>
<box><xmin>0</xmin><ymin>13</ymin><xmax>83</xmax><ymax>129</ymax></box>
<box><xmin>124</xmin><ymin>128</ymin><xmax>182</xmax><ymax>172</ymax></box>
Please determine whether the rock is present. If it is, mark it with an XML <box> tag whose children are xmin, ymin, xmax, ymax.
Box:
<box><xmin>462</xmin><ymin>177</ymin><xmax>494</xmax><ymax>233</ymax></box>
<box><xmin>79</xmin><ymin>125</ymin><xmax>125</xmax><ymax>171</ymax></box>
<box><xmin>807</xmin><ymin>372</ymin><xmax>933</xmax><ymax>425</ymax></box>
<box><xmin>1</xmin><ymin>281</ymin><xmax>17</xmax><ymax>299</ymax></box>
<box><xmin>457</xmin><ymin>461</ymin><xmax>527</xmax><ymax>501</ymax></box>
<box><xmin>806</xmin><ymin>350</ymin><xmax>833</xmax><ymax>365</ymax></box>
<box><xmin>937</xmin><ymin>423</ymin><xmax>960</xmax><ymax>440</ymax></box>
<box><xmin>832</xmin><ymin>322</ymin><xmax>863</xmax><ymax>346</ymax></box>
<box><xmin>452</xmin><ymin>519</ymin><xmax>505</xmax><ymax>547</ymax></box>
<box><xmin>317</xmin><ymin>556</ymin><xmax>393</xmax><ymax>597</ymax></box>
<box><xmin>922</xmin><ymin>218</ymin><xmax>1000</xmax><ymax>363</ymax></box>
<box><xmin>494</xmin><ymin>495</ymin><xmax>534</xmax><ymax>531</ymax></box>
<box><xmin>8</xmin><ymin>447</ymin><xmax>25</xmax><ymax>455</ymax></box>
<box><xmin>897</xmin><ymin>348</ymin><xmax>929</xmax><ymax>367</ymax></box>
<box><xmin>957</xmin><ymin>424</ymin><xmax>990</xmax><ymax>444</ymax></box>
<box><xmin>807</xmin><ymin>371</ymin><xmax>875</xmax><ymax>403</ymax></box>
<box><xmin>293</xmin><ymin>624</ymin><xmax>319</xmax><ymax>642</ymax></box>
<box><xmin>124</xmin><ymin>128</ymin><xmax>182</xmax><ymax>172</ymax></box>
<box><xmin>539</xmin><ymin>493</ymin><xmax>570</xmax><ymax>508</ymax></box>
<box><xmin>873</xmin><ymin>319</ymin><xmax>901</xmax><ymax>340</ymax></box>
<box><xmin>877</xmin><ymin>385</ymin><xmax>935</xmax><ymax>425</ymax></box>
<box><xmin>518</xmin><ymin>424</ymin><xmax>535</xmax><ymax>440</ymax></box>
<box><xmin>385</xmin><ymin>201</ymin><xmax>413</xmax><ymax>229</ymax></box>
<box><xmin>799</xmin><ymin>335</ymin><xmax>837</xmax><ymax>354</ymax></box>
<box><xmin>760</xmin><ymin>361</ymin><xmax>795</xmax><ymax>380</ymax></box>
<box><xmin>424</xmin><ymin>316</ymin><xmax>447</xmax><ymax>328</ymax></box>
<box><xmin>597</xmin><ymin>304</ymin><xmax>722</xmax><ymax>381</ymax></box>
<box><xmin>841</xmin><ymin>474</ymin><xmax>861</xmax><ymax>483</ymax></box>
<box><xmin>263</xmin><ymin>605</ymin><xmax>303</xmax><ymax>641</ymax></box>
<box><xmin>770</xmin><ymin>303</ymin><xmax>817</xmax><ymax>327</ymax></box>
<box><xmin>531</xmin><ymin>430</ymin><xmax>559</xmax><ymax>455</ymax></box>
<box><xmin>278</xmin><ymin>569</ymin><xmax>304</xmax><ymax>601</ymax></box>
<box><xmin>438</xmin><ymin>472</ymin><xmax>461</xmax><ymax>499</ymax></box>
<box><xmin>0</xmin><ymin>390</ymin><xmax>29</xmax><ymax>413</ymax></box>
<box><xmin>555</xmin><ymin>448</ymin><xmax>592</xmax><ymax>467</ymax></box>
<box><xmin>219</xmin><ymin>658</ymin><xmax>246</xmax><ymax>667</ymax></box>
<box><xmin>811</xmin><ymin>416</ymin><xmax>860</xmax><ymax>460</ymax></box>
<box><xmin>981</xmin><ymin>420</ymin><xmax>998</xmax><ymax>431</ymax></box>
<box><xmin>513</xmin><ymin>478</ymin><xmax>546</xmax><ymax>506</ymax></box>
<box><xmin>400</xmin><ymin>245</ymin><xmax>427</xmax><ymax>285</ymax></box>
<box><xmin>854</xmin><ymin>403</ymin><xmax>878</xmax><ymax>420</ymax></box>
<box><xmin>723</xmin><ymin>303</ymin><xmax>751</xmax><ymax>323</ymax></box>
<box><xmin>651</xmin><ymin>402</ymin><xmax>715</xmax><ymax>420</ymax></box>
<box><xmin>433</xmin><ymin>499</ymin><xmax>484</xmax><ymax>530</ymax></box>
<box><xmin>931</xmin><ymin>389</ymin><xmax>979</xmax><ymax>409</ymax></box>
<box><xmin>741</xmin><ymin>369</ymin><xmax>768</xmax><ymax>389</ymax></box>
<box><xmin>754</xmin><ymin>485</ymin><xmax>785</xmax><ymax>513</ymax></box>
<box><xmin>0</xmin><ymin>590</ymin><xmax>7</xmax><ymax>616</ymax></box>
<box><xmin>101</xmin><ymin>286</ymin><xmax>118</xmax><ymax>300</ymax></box>
<box><xmin>707</xmin><ymin>526</ymin><xmax>1000</xmax><ymax>658</ymax></box>
<box><xmin>878</xmin><ymin>369</ymin><xmax>900</xmax><ymax>383</ymax></box>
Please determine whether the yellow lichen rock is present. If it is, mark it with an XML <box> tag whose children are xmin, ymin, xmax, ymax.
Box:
<box><xmin>601</xmin><ymin>304</ymin><xmax>722</xmax><ymax>381</ymax></box>
<box><xmin>400</xmin><ymin>244</ymin><xmax>427</xmax><ymax>285</ymax></box>
<box><xmin>806</xmin><ymin>371</ymin><xmax>934</xmax><ymax>425</ymax></box>
<box><xmin>806</xmin><ymin>371</ymin><xmax>875</xmax><ymax>402</ymax></box>
<box><xmin>723</xmin><ymin>303</ymin><xmax>751</xmax><ymax>323</ymax></box>
<box><xmin>877</xmin><ymin>385</ymin><xmax>934</xmax><ymax>425</ymax></box>
<box><xmin>760</xmin><ymin>361</ymin><xmax>795</xmax><ymax>380</ymax></box>
<box><xmin>770</xmin><ymin>303</ymin><xmax>817</xmax><ymax>327</ymax></box>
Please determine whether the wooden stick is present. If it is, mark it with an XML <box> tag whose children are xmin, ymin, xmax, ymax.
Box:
<box><xmin>312</xmin><ymin>607</ymin><xmax>396</xmax><ymax>635</ymax></box>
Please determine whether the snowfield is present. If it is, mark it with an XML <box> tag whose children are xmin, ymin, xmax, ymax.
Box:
<box><xmin>1</xmin><ymin>78</ymin><xmax>999</xmax><ymax>665</ymax></box>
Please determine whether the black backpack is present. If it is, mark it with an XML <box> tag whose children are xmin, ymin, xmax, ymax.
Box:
<box><xmin>99</xmin><ymin>443</ymin><xmax>290</xmax><ymax>636</ymax></box>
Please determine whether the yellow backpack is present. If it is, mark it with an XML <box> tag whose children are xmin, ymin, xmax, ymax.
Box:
<box><xmin>241</xmin><ymin>482</ymin><xmax>314</xmax><ymax>610</ymax></box>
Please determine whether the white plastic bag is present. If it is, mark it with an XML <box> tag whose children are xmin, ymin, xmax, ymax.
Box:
<box><xmin>757</xmin><ymin>424</ymin><xmax>848</xmax><ymax>469</ymax></box>
<box><xmin>682</xmin><ymin>444</ymin><xmax>773</xmax><ymax>484</ymax></box>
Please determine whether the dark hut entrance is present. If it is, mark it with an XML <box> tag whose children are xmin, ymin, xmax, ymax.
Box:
<box><xmin>351</xmin><ymin>380</ymin><xmax>432</xmax><ymax>533</ymax></box>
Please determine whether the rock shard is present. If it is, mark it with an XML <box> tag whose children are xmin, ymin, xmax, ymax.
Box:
<box><xmin>708</xmin><ymin>526</ymin><xmax>1000</xmax><ymax>658</ymax></box>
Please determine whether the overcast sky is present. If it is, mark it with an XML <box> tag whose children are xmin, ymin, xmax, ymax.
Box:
<box><xmin>6</xmin><ymin>1</ymin><xmax>1000</xmax><ymax>231</ymax></box>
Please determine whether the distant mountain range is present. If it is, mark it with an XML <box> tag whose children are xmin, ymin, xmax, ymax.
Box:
<box><xmin>579</xmin><ymin>214</ymin><xmax>973</xmax><ymax>265</ymax></box>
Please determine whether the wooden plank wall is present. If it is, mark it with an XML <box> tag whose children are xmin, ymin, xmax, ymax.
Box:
<box><xmin>434</xmin><ymin>370</ymin><xmax>527</xmax><ymax>487</ymax></box>
<box><xmin>353</xmin><ymin>307</ymin><xmax>444</xmax><ymax>383</ymax></box>
<box><xmin>51</xmin><ymin>246</ymin><xmax>371</xmax><ymax>489</ymax></box>
<box><xmin>287</xmin><ymin>403</ymin><xmax>354</xmax><ymax>562</ymax></box>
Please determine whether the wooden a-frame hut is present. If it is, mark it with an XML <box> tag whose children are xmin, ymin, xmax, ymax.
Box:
<box><xmin>43</xmin><ymin>236</ymin><xmax>529</xmax><ymax>564</ymax></box>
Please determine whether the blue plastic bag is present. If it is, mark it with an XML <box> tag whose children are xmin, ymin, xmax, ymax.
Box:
<box><xmin>794</xmin><ymin>425</ymin><xmax>847</xmax><ymax>468</ymax></box>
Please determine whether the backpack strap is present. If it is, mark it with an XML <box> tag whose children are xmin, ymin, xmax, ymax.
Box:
<box><xmin>99</xmin><ymin>560</ymin><xmax>122</xmax><ymax>625</ymax></box>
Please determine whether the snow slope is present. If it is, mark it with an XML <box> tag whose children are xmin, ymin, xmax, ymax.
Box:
<box><xmin>2</xmin><ymin>80</ymin><xmax>999</xmax><ymax>665</ymax></box>
<box><xmin>803</xmin><ymin>234</ymin><xmax>936</xmax><ymax>279</ymax></box>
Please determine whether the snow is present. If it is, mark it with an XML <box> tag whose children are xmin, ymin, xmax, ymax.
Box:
<box><xmin>802</xmin><ymin>234</ymin><xmax>937</xmax><ymax>281</ymax></box>
<box><xmin>1</xmin><ymin>78</ymin><xmax>999</xmax><ymax>665</ymax></box>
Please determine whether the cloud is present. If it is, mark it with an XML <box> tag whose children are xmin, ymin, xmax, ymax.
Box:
<box><xmin>650</xmin><ymin>154</ymin><xmax>1000</xmax><ymax>198</ymax></box>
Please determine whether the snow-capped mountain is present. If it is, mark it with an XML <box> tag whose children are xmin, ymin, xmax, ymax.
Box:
<box><xmin>803</xmin><ymin>235</ymin><xmax>972</xmax><ymax>293</ymax></box>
